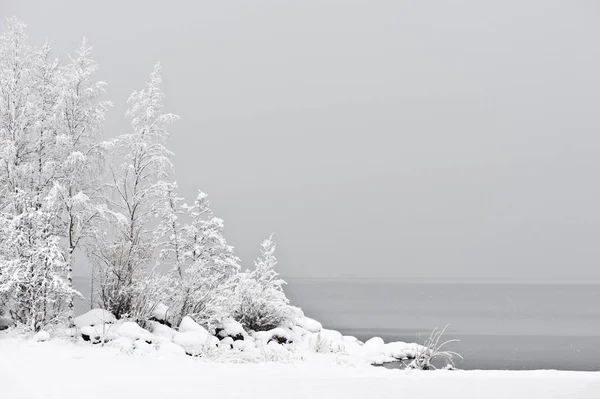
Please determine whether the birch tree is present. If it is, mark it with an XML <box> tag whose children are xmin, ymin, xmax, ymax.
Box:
<box><xmin>91</xmin><ymin>63</ymin><xmax>178</xmax><ymax>319</ymax></box>
<box><xmin>50</xmin><ymin>39</ymin><xmax>111</xmax><ymax>323</ymax></box>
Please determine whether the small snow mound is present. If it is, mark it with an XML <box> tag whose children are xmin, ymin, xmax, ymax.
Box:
<box><xmin>363</xmin><ymin>337</ymin><xmax>385</xmax><ymax>351</ymax></box>
<box><xmin>33</xmin><ymin>331</ymin><xmax>50</xmax><ymax>342</ymax></box>
<box><xmin>158</xmin><ymin>341</ymin><xmax>185</xmax><ymax>356</ymax></box>
<box><xmin>74</xmin><ymin>309</ymin><xmax>116</xmax><ymax>328</ymax></box>
<box><xmin>296</xmin><ymin>316</ymin><xmax>322</xmax><ymax>333</ymax></box>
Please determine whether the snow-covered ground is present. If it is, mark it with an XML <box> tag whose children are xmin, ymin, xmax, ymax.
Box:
<box><xmin>1</xmin><ymin>337</ymin><xmax>598</xmax><ymax>399</ymax></box>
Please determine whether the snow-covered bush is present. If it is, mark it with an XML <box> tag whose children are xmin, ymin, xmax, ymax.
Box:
<box><xmin>231</xmin><ymin>236</ymin><xmax>301</xmax><ymax>332</ymax></box>
<box><xmin>408</xmin><ymin>326</ymin><xmax>462</xmax><ymax>370</ymax></box>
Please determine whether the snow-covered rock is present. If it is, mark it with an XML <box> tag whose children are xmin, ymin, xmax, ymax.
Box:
<box><xmin>252</xmin><ymin>328</ymin><xmax>291</xmax><ymax>344</ymax></box>
<box><xmin>179</xmin><ymin>316</ymin><xmax>207</xmax><ymax>334</ymax></box>
<box><xmin>383</xmin><ymin>342</ymin><xmax>409</xmax><ymax>359</ymax></box>
<box><xmin>74</xmin><ymin>309</ymin><xmax>116</xmax><ymax>328</ymax></box>
<box><xmin>151</xmin><ymin>304</ymin><xmax>169</xmax><ymax>322</ymax></box>
<box><xmin>220</xmin><ymin>337</ymin><xmax>234</xmax><ymax>346</ymax></box>
<box><xmin>33</xmin><ymin>331</ymin><xmax>50</xmax><ymax>342</ymax></box>
<box><xmin>296</xmin><ymin>316</ymin><xmax>322</xmax><ymax>333</ymax></box>
<box><xmin>363</xmin><ymin>337</ymin><xmax>385</xmax><ymax>352</ymax></box>
<box><xmin>173</xmin><ymin>331</ymin><xmax>209</xmax><ymax>356</ymax></box>
<box><xmin>158</xmin><ymin>341</ymin><xmax>186</xmax><ymax>356</ymax></box>
<box><xmin>215</xmin><ymin>319</ymin><xmax>245</xmax><ymax>340</ymax></box>
<box><xmin>80</xmin><ymin>326</ymin><xmax>100</xmax><ymax>343</ymax></box>
<box><xmin>147</xmin><ymin>321</ymin><xmax>176</xmax><ymax>341</ymax></box>
<box><xmin>116</xmin><ymin>321</ymin><xmax>153</xmax><ymax>342</ymax></box>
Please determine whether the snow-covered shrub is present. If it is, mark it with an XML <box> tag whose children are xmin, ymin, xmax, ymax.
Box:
<box><xmin>310</xmin><ymin>329</ymin><xmax>346</xmax><ymax>354</ymax></box>
<box><xmin>231</xmin><ymin>236</ymin><xmax>301</xmax><ymax>332</ymax></box>
<box><xmin>408</xmin><ymin>326</ymin><xmax>462</xmax><ymax>370</ymax></box>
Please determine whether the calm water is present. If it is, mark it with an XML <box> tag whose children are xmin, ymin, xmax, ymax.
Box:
<box><xmin>73</xmin><ymin>278</ymin><xmax>600</xmax><ymax>370</ymax></box>
<box><xmin>285</xmin><ymin>281</ymin><xmax>600</xmax><ymax>371</ymax></box>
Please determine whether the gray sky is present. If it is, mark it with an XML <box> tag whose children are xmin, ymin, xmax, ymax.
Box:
<box><xmin>3</xmin><ymin>0</ymin><xmax>600</xmax><ymax>280</ymax></box>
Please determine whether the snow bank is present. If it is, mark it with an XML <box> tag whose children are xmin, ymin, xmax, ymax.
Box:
<box><xmin>1</xmin><ymin>338</ymin><xmax>598</xmax><ymax>399</ymax></box>
<box><xmin>74</xmin><ymin>309</ymin><xmax>116</xmax><ymax>328</ymax></box>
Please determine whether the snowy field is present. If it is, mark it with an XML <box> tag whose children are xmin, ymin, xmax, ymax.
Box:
<box><xmin>1</xmin><ymin>338</ymin><xmax>598</xmax><ymax>399</ymax></box>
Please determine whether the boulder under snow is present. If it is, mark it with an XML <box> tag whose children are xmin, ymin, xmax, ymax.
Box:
<box><xmin>74</xmin><ymin>309</ymin><xmax>116</xmax><ymax>329</ymax></box>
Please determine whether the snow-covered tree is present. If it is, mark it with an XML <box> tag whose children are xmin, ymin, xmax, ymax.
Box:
<box><xmin>0</xmin><ymin>195</ymin><xmax>81</xmax><ymax>331</ymax></box>
<box><xmin>90</xmin><ymin>63</ymin><xmax>178</xmax><ymax>319</ymax></box>
<box><xmin>232</xmin><ymin>235</ymin><xmax>300</xmax><ymax>332</ymax></box>
<box><xmin>154</xmin><ymin>188</ymin><xmax>241</xmax><ymax>327</ymax></box>
<box><xmin>0</xmin><ymin>19</ymin><xmax>111</xmax><ymax>324</ymax></box>
<box><xmin>50</xmin><ymin>39</ymin><xmax>111</xmax><ymax>323</ymax></box>
<box><xmin>0</xmin><ymin>18</ymin><xmax>38</xmax><ymax>212</ymax></box>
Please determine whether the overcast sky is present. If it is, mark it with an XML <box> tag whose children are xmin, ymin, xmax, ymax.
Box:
<box><xmin>2</xmin><ymin>1</ymin><xmax>600</xmax><ymax>281</ymax></box>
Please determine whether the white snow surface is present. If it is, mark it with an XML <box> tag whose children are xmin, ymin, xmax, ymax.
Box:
<box><xmin>0</xmin><ymin>337</ymin><xmax>597</xmax><ymax>399</ymax></box>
